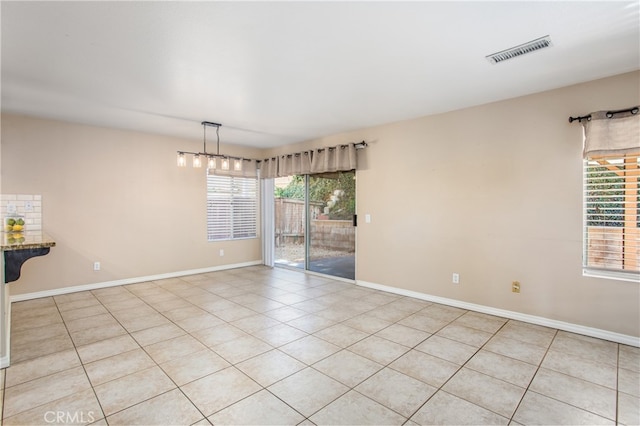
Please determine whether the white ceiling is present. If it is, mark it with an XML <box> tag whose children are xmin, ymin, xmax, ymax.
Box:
<box><xmin>2</xmin><ymin>1</ymin><xmax>639</xmax><ymax>148</ymax></box>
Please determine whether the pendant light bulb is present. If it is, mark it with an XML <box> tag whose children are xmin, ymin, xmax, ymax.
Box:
<box><xmin>208</xmin><ymin>156</ymin><xmax>216</xmax><ymax>169</ymax></box>
<box><xmin>234</xmin><ymin>159</ymin><xmax>243</xmax><ymax>172</ymax></box>
<box><xmin>177</xmin><ymin>152</ymin><xmax>186</xmax><ymax>167</ymax></box>
<box><xmin>221</xmin><ymin>158</ymin><xmax>230</xmax><ymax>171</ymax></box>
<box><xmin>193</xmin><ymin>154</ymin><xmax>202</xmax><ymax>168</ymax></box>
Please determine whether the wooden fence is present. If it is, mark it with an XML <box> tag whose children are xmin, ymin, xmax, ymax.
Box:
<box><xmin>310</xmin><ymin>219</ymin><xmax>355</xmax><ymax>252</ymax></box>
<box><xmin>275</xmin><ymin>197</ymin><xmax>354</xmax><ymax>252</ymax></box>
<box><xmin>274</xmin><ymin>198</ymin><xmax>320</xmax><ymax>246</ymax></box>
<box><xmin>587</xmin><ymin>226</ymin><xmax>639</xmax><ymax>271</ymax></box>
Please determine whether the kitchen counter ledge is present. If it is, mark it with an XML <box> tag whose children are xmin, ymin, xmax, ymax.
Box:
<box><xmin>1</xmin><ymin>231</ymin><xmax>56</xmax><ymax>251</ymax></box>
<box><xmin>2</xmin><ymin>231</ymin><xmax>56</xmax><ymax>283</ymax></box>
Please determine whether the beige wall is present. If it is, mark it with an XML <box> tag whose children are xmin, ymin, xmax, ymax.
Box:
<box><xmin>2</xmin><ymin>71</ymin><xmax>638</xmax><ymax>337</ymax></box>
<box><xmin>266</xmin><ymin>71</ymin><xmax>640</xmax><ymax>337</ymax></box>
<box><xmin>1</xmin><ymin>115</ymin><xmax>263</xmax><ymax>295</ymax></box>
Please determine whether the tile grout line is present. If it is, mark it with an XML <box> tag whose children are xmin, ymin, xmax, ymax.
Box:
<box><xmin>506</xmin><ymin>326</ymin><xmax>559</xmax><ymax>425</ymax></box>
<box><xmin>194</xmin><ymin>277</ymin><xmax>398</xmax><ymax>423</ymax></box>
<box><xmin>196</xmin><ymin>282</ymin><xmax>330</xmax><ymax>423</ymax></box>
<box><xmin>397</xmin><ymin>314</ymin><xmax>563</xmax><ymax>424</ymax></box>
<box><xmin>96</xmin><ymin>277</ymin><xmax>225</xmax><ymax>424</ymax></box>
<box><xmin>277</xmin><ymin>297</ymin><xmax>516</xmax><ymax>423</ymax></box>
<box><xmin>179</xmin><ymin>271</ymin><xmax>335</xmax><ymax>424</ymax></box>
<box><xmin>307</xmin><ymin>302</ymin><xmax>470</xmax><ymax>424</ymax></box>
<box><xmin>123</xmin><ymin>277</ymin><xmax>218</xmax><ymax>424</ymax></box>
<box><xmin>339</xmin><ymin>301</ymin><xmax>454</xmax><ymax>424</ymax></box>
<box><xmin>91</xmin><ymin>282</ymin><xmax>185</xmax><ymax>422</ymax></box>
<box><xmin>125</xmin><ymin>275</ymin><xmax>303</xmax><ymax>424</ymax></box>
<box><xmin>56</xmin><ymin>294</ymin><xmax>109</xmax><ymax>425</ymax></box>
<box><xmin>395</xmin><ymin>310</ymin><xmax>490</xmax><ymax>424</ymax></box>
<box><xmin>62</xmin><ymin>285</ymin><xmax>191</xmax><ymax>423</ymax></box>
<box><xmin>531</xmin><ymin>331</ymin><xmax>621</xmax><ymax>423</ymax></box>
<box><xmin>2</xmin><ymin>296</ymin><xmax>112</xmax><ymax>422</ymax></box>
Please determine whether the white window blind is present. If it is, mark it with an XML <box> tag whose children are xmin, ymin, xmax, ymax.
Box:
<box><xmin>207</xmin><ymin>175</ymin><xmax>258</xmax><ymax>241</ymax></box>
<box><xmin>584</xmin><ymin>153</ymin><xmax>639</xmax><ymax>275</ymax></box>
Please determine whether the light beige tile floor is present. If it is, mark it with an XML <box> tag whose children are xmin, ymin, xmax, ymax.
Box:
<box><xmin>1</xmin><ymin>265</ymin><xmax>639</xmax><ymax>425</ymax></box>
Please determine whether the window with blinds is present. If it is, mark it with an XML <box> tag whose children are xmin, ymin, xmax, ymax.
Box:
<box><xmin>584</xmin><ymin>153</ymin><xmax>639</xmax><ymax>276</ymax></box>
<box><xmin>207</xmin><ymin>175</ymin><xmax>258</xmax><ymax>241</ymax></box>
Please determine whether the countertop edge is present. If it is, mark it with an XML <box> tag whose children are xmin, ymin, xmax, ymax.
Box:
<box><xmin>1</xmin><ymin>232</ymin><xmax>57</xmax><ymax>252</ymax></box>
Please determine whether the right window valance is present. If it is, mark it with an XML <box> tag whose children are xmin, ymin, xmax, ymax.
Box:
<box><xmin>582</xmin><ymin>108</ymin><xmax>639</xmax><ymax>158</ymax></box>
<box><xmin>581</xmin><ymin>107</ymin><xmax>640</xmax><ymax>278</ymax></box>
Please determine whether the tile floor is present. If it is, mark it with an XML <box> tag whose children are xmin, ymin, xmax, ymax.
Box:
<box><xmin>0</xmin><ymin>265</ymin><xmax>638</xmax><ymax>425</ymax></box>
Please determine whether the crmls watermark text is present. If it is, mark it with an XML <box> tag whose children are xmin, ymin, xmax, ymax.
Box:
<box><xmin>44</xmin><ymin>411</ymin><xmax>96</xmax><ymax>424</ymax></box>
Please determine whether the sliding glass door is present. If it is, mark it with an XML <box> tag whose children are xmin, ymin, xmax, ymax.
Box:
<box><xmin>307</xmin><ymin>172</ymin><xmax>356</xmax><ymax>279</ymax></box>
<box><xmin>274</xmin><ymin>175</ymin><xmax>306</xmax><ymax>271</ymax></box>
<box><xmin>274</xmin><ymin>172</ymin><xmax>356</xmax><ymax>280</ymax></box>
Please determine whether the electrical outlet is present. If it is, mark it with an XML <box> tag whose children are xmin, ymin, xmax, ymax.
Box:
<box><xmin>452</xmin><ymin>273</ymin><xmax>460</xmax><ymax>284</ymax></box>
<box><xmin>219</xmin><ymin>249</ymin><xmax>224</xmax><ymax>257</ymax></box>
<box><xmin>512</xmin><ymin>281</ymin><xmax>520</xmax><ymax>293</ymax></box>
<box><xmin>93</xmin><ymin>262</ymin><xmax>101</xmax><ymax>271</ymax></box>
<box><xmin>24</xmin><ymin>201</ymin><xmax>34</xmax><ymax>212</ymax></box>
<box><xmin>7</xmin><ymin>203</ymin><xmax>16</xmax><ymax>214</ymax></box>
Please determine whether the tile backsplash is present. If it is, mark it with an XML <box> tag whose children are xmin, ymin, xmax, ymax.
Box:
<box><xmin>1</xmin><ymin>194</ymin><xmax>42</xmax><ymax>231</ymax></box>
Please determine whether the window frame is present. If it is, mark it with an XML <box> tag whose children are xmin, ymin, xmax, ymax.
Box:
<box><xmin>583</xmin><ymin>153</ymin><xmax>639</xmax><ymax>282</ymax></box>
<box><xmin>206</xmin><ymin>174</ymin><xmax>259</xmax><ymax>242</ymax></box>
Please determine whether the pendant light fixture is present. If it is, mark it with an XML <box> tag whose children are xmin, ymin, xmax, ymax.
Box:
<box><xmin>177</xmin><ymin>121</ymin><xmax>244</xmax><ymax>171</ymax></box>
<box><xmin>177</xmin><ymin>152</ymin><xmax>186</xmax><ymax>167</ymax></box>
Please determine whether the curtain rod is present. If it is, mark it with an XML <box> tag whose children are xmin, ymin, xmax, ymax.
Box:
<box><xmin>263</xmin><ymin>141</ymin><xmax>368</xmax><ymax>160</ymax></box>
<box><xmin>288</xmin><ymin>141</ymin><xmax>367</xmax><ymax>155</ymax></box>
<box><xmin>280</xmin><ymin>141</ymin><xmax>367</xmax><ymax>154</ymax></box>
<box><xmin>568</xmin><ymin>114</ymin><xmax>591</xmax><ymax>123</ymax></box>
<box><xmin>316</xmin><ymin>141</ymin><xmax>367</xmax><ymax>152</ymax></box>
<box><xmin>569</xmin><ymin>106</ymin><xmax>639</xmax><ymax>123</ymax></box>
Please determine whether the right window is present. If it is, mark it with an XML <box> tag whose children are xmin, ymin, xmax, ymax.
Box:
<box><xmin>584</xmin><ymin>153</ymin><xmax>639</xmax><ymax>276</ymax></box>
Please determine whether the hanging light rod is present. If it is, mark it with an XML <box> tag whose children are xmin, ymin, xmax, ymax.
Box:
<box><xmin>177</xmin><ymin>121</ymin><xmax>245</xmax><ymax>171</ymax></box>
<box><xmin>201</xmin><ymin>121</ymin><xmax>221</xmax><ymax>128</ymax></box>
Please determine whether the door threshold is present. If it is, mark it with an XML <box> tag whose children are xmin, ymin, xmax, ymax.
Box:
<box><xmin>274</xmin><ymin>263</ymin><xmax>355</xmax><ymax>284</ymax></box>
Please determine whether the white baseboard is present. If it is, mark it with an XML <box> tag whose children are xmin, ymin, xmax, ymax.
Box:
<box><xmin>10</xmin><ymin>261</ymin><xmax>263</xmax><ymax>303</ymax></box>
<box><xmin>357</xmin><ymin>280</ymin><xmax>640</xmax><ymax>348</ymax></box>
<box><xmin>1</xmin><ymin>298</ymin><xmax>11</xmax><ymax>369</ymax></box>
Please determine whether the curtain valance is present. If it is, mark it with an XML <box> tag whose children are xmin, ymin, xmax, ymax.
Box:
<box><xmin>259</xmin><ymin>142</ymin><xmax>363</xmax><ymax>179</ymax></box>
<box><xmin>260</xmin><ymin>157</ymin><xmax>279</xmax><ymax>179</ymax></box>
<box><xmin>582</xmin><ymin>107</ymin><xmax>639</xmax><ymax>158</ymax></box>
<box><xmin>279</xmin><ymin>151</ymin><xmax>313</xmax><ymax>177</ymax></box>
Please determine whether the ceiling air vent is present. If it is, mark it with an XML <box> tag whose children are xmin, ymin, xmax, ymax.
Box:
<box><xmin>486</xmin><ymin>35</ymin><xmax>552</xmax><ymax>64</ymax></box>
